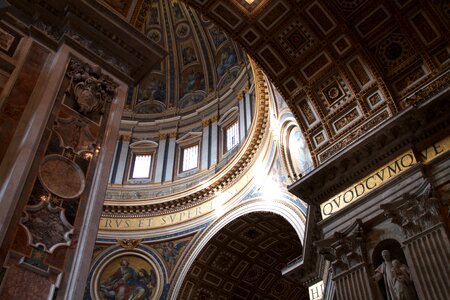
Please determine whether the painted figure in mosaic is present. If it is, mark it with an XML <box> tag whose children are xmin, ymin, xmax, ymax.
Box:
<box><xmin>391</xmin><ymin>259</ymin><xmax>417</xmax><ymax>300</ymax></box>
<box><xmin>100</xmin><ymin>258</ymin><xmax>157</xmax><ymax>300</ymax></box>
<box><xmin>161</xmin><ymin>241</ymin><xmax>188</xmax><ymax>270</ymax></box>
<box><xmin>217</xmin><ymin>46</ymin><xmax>237</xmax><ymax>77</ymax></box>
<box><xmin>129</xmin><ymin>268</ymin><xmax>157</xmax><ymax>300</ymax></box>
<box><xmin>100</xmin><ymin>259</ymin><xmax>137</xmax><ymax>300</ymax></box>
<box><xmin>373</xmin><ymin>250</ymin><xmax>397</xmax><ymax>300</ymax></box>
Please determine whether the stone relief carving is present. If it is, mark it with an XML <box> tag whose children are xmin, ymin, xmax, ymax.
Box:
<box><xmin>315</xmin><ymin>219</ymin><xmax>365</xmax><ymax>276</ymax></box>
<box><xmin>381</xmin><ymin>182</ymin><xmax>442</xmax><ymax>239</ymax></box>
<box><xmin>33</xmin><ymin>20</ymin><xmax>62</xmax><ymax>40</ymax></box>
<box><xmin>66</xmin><ymin>59</ymin><xmax>117</xmax><ymax>115</ymax></box>
<box><xmin>20</xmin><ymin>201</ymin><xmax>74</xmax><ymax>253</ymax></box>
<box><xmin>65</xmin><ymin>28</ymin><xmax>132</xmax><ymax>75</ymax></box>
<box><xmin>53</xmin><ymin>116</ymin><xmax>97</xmax><ymax>153</ymax></box>
<box><xmin>117</xmin><ymin>239</ymin><xmax>143</xmax><ymax>250</ymax></box>
<box><xmin>38</xmin><ymin>154</ymin><xmax>86</xmax><ymax>199</ymax></box>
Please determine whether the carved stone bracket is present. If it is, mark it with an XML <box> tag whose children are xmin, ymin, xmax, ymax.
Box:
<box><xmin>381</xmin><ymin>182</ymin><xmax>443</xmax><ymax>239</ymax></box>
<box><xmin>315</xmin><ymin>219</ymin><xmax>366</xmax><ymax>276</ymax></box>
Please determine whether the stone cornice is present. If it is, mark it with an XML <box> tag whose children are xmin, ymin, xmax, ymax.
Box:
<box><xmin>5</xmin><ymin>0</ymin><xmax>166</xmax><ymax>84</ymax></box>
<box><xmin>289</xmin><ymin>88</ymin><xmax>450</xmax><ymax>207</ymax></box>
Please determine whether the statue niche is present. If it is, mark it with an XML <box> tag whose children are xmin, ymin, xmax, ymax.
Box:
<box><xmin>372</xmin><ymin>239</ymin><xmax>418</xmax><ymax>300</ymax></box>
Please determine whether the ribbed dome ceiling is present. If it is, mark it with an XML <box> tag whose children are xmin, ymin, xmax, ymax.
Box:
<box><xmin>123</xmin><ymin>0</ymin><xmax>246</xmax><ymax>118</ymax></box>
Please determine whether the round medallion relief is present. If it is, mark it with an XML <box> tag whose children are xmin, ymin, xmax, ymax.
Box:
<box><xmin>147</xmin><ymin>29</ymin><xmax>161</xmax><ymax>44</ymax></box>
<box><xmin>176</xmin><ymin>23</ymin><xmax>190</xmax><ymax>39</ymax></box>
<box><xmin>38</xmin><ymin>154</ymin><xmax>85</xmax><ymax>199</ymax></box>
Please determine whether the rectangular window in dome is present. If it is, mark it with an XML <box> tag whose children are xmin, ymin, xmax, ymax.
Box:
<box><xmin>132</xmin><ymin>154</ymin><xmax>152</xmax><ymax>179</ymax></box>
<box><xmin>182</xmin><ymin>144</ymin><xmax>199</xmax><ymax>172</ymax></box>
<box><xmin>226</xmin><ymin>121</ymin><xmax>239</xmax><ymax>151</ymax></box>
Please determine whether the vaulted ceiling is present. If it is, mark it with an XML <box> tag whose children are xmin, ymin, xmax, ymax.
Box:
<box><xmin>102</xmin><ymin>0</ymin><xmax>450</xmax><ymax>166</ymax></box>
<box><xmin>179</xmin><ymin>212</ymin><xmax>306</xmax><ymax>300</ymax></box>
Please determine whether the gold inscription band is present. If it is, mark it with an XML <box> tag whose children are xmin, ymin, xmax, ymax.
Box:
<box><xmin>320</xmin><ymin>135</ymin><xmax>450</xmax><ymax>219</ymax></box>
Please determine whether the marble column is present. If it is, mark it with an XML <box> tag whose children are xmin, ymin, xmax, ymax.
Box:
<box><xmin>164</xmin><ymin>132</ymin><xmax>177</xmax><ymax>182</ymax></box>
<box><xmin>382</xmin><ymin>184</ymin><xmax>450</xmax><ymax>300</ymax></box>
<box><xmin>0</xmin><ymin>39</ymin><xmax>55</xmax><ymax>246</ymax></box>
<box><xmin>316</xmin><ymin>220</ymin><xmax>376</xmax><ymax>300</ymax></box>
<box><xmin>154</xmin><ymin>133</ymin><xmax>167</xmax><ymax>183</ymax></box>
<box><xmin>210</xmin><ymin>116</ymin><xmax>218</xmax><ymax>166</ymax></box>
<box><xmin>333</xmin><ymin>265</ymin><xmax>374</xmax><ymax>300</ymax></box>
<box><xmin>402</xmin><ymin>223</ymin><xmax>450</xmax><ymax>300</ymax></box>
<box><xmin>201</xmin><ymin>119</ymin><xmax>210</xmax><ymax>170</ymax></box>
<box><xmin>111</xmin><ymin>135</ymin><xmax>130</xmax><ymax>184</ymax></box>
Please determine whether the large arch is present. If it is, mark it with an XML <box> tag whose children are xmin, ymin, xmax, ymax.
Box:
<box><xmin>170</xmin><ymin>198</ymin><xmax>306</xmax><ymax>299</ymax></box>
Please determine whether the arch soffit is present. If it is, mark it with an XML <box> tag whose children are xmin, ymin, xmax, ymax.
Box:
<box><xmin>169</xmin><ymin>198</ymin><xmax>306</xmax><ymax>299</ymax></box>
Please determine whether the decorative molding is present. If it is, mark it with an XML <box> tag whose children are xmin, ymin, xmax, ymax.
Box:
<box><xmin>66</xmin><ymin>58</ymin><xmax>118</xmax><ymax>115</ymax></box>
<box><xmin>117</xmin><ymin>239</ymin><xmax>143</xmax><ymax>250</ymax></box>
<box><xmin>7</xmin><ymin>0</ymin><xmax>166</xmax><ymax>84</ymax></box>
<box><xmin>102</xmin><ymin>60</ymin><xmax>270</xmax><ymax>216</ymax></box>
<box><xmin>20</xmin><ymin>202</ymin><xmax>74</xmax><ymax>254</ymax></box>
<box><xmin>315</xmin><ymin>219</ymin><xmax>365</xmax><ymax>276</ymax></box>
<box><xmin>381</xmin><ymin>182</ymin><xmax>443</xmax><ymax>239</ymax></box>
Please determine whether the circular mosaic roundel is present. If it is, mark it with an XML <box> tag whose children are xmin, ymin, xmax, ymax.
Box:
<box><xmin>93</xmin><ymin>251</ymin><xmax>162</xmax><ymax>300</ymax></box>
<box><xmin>38</xmin><ymin>154</ymin><xmax>85</xmax><ymax>199</ymax></box>
<box><xmin>176</xmin><ymin>23</ymin><xmax>190</xmax><ymax>39</ymax></box>
<box><xmin>147</xmin><ymin>29</ymin><xmax>161</xmax><ymax>44</ymax></box>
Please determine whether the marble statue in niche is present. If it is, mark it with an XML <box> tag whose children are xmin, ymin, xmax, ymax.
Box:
<box><xmin>373</xmin><ymin>250</ymin><xmax>417</xmax><ymax>300</ymax></box>
<box><xmin>373</xmin><ymin>250</ymin><xmax>397</xmax><ymax>300</ymax></box>
<box><xmin>99</xmin><ymin>257</ymin><xmax>157</xmax><ymax>300</ymax></box>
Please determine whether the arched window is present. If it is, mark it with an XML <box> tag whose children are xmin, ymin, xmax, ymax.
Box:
<box><xmin>280</xmin><ymin>120</ymin><xmax>314</xmax><ymax>181</ymax></box>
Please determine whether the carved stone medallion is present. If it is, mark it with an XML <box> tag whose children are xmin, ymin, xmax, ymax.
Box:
<box><xmin>38</xmin><ymin>154</ymin><xmax>85</xmax><ymax>199</ymax></box>
<box><xmin>21</xmin><ymin>201</ymin><xmax>73</xmax><ymax>253</ymax></box>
